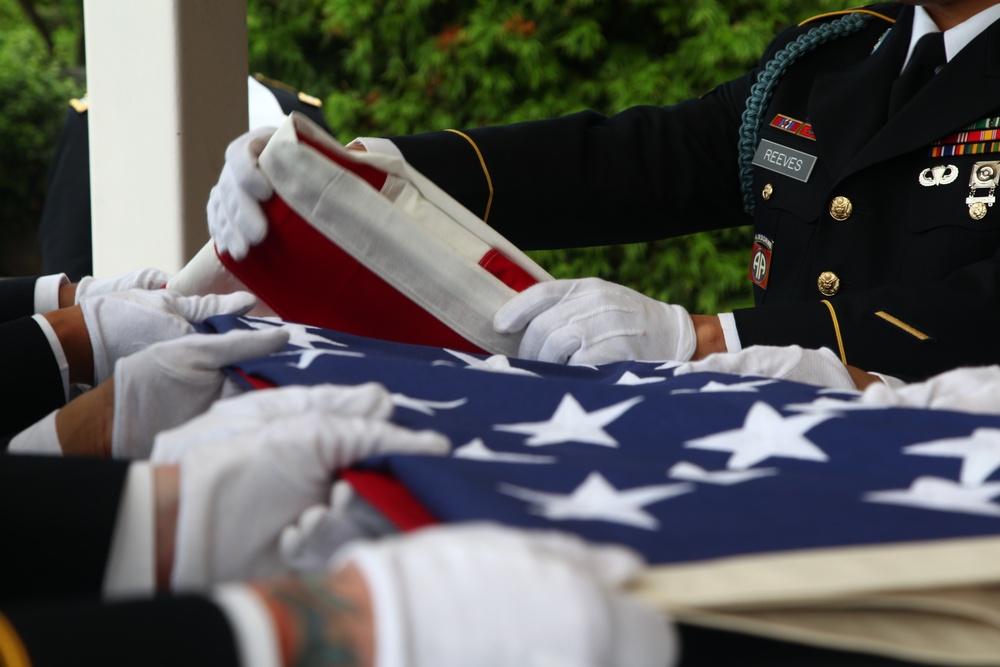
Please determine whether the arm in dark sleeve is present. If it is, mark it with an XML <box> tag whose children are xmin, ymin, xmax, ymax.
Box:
<box><xmin>264</xmin><ymin>81</ymin><xmax>331</xmax><ymax>133</ymax></box>
<box><xmin>2</xmin><ymin>596</ymin><xmax>240</xmax><ymax>667</ymax></box>
<box><xmin>0</xmin><ymin>584</ymin><xmax>931</xmax><ymax>667</ymax></box>
<box><xmin>0</xmin><ymin>317</ymin><xmax>66</xmax><ymax>445</ymax></box>
<box><xmin>0</xmin><ymin>277</ymin><xmax>39</xmax><ymax>324</ymax></box>
<box><xmin>390</xmin><ymin>73</ymin><xmax>755</xmax><ymax>250</ymax></box>
<box><xmin>678</xmin><ymin>624</ymin><xmax>932</xmax><ymax>667</ymax></box>
<box><xmin>0</xmin><ymin>455</ymin><xmax>130</xmax><ymax>602</ymax></box>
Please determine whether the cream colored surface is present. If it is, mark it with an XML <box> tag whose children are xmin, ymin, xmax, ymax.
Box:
<box><xmin>84</xmin><ymin>0</ymin><xmax>248</xmax><ymax>276</ymax></box>
<box><xmin>632</xmin><ymin>536</ymin><xmax>1000</xmax><ymax>664</ymax></box>
<box><xmin>635</xmin><ymin>535</ymin><xmax>1000</xmax><ymax>608</ymax></box>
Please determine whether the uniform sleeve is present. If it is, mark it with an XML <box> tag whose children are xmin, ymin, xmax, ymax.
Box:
<box><xmin>389</xmin><ymin>73</ymin><xmax>755</xmax><ymax>251</ymax></box>
<box><xmin>0</xmin><ymin>317</ymin><xmax>67</xmax><ymax>445</ymax></box>
<box><xmin>0</xmin><ymin>273</ymin><xmax>68</xmax><ymax>322</ymax></box>
<box><xmin>0</xmin><ymin>455</ymin><xmax>130</xmax><ymax>603</ymax></box>
<box><xmin>262</xmin><ymin>81</ymin><xmax>331</xmax><ymax>133</ymax></box>
<box><xmin>677</xmin><ymin>623</ymin><xmax>934</xmax><ymax>667</ymax></box>
<box><xmin>0</xmin><ymin>596</ymin><xmax>241</xmax><ymax>667</ymax></box>
<box><xmin>0</xmin><ymin>277</ymin><xmax>40</xmax><ymax>324</ymax></box>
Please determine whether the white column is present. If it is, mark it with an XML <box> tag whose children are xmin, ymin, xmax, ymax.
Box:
<box><xmin>83</xmin><ymin>0</ymin><xmax>248</xmax><ymax>276</ymax></box>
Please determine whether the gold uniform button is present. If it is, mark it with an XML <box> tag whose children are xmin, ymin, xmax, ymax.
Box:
<box><xmin>818</xmin><ymin>271</ymin><xmax>841</xmax><ymax>296</ymax></box>
<box><xmin>762</xmin><ymin>183</ymin><xmax>773</xmax><ymax>200</ymax></box>
<box><xmin>829</xmin><ymin>196</ymin><xmax>853</xmax><ymax>221</ymax></box>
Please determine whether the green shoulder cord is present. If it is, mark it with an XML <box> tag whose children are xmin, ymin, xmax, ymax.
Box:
<box><xmin>738</xmin><ymin>12</ymin><xmax>872</xmax><ymax>215</ymax></box>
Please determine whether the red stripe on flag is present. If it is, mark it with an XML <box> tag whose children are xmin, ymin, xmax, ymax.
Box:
<box><xmin>231</xmin><ymin>371</ymin><xmax>438</xmax><ymax>532</ymax></box>
<box><xmin>341</xmin><ymin>469</ymin><xmax>439</xmax><ymax>531</ymax></box>
<box><xmin>218</xmin><ymin>195</ymin><xmax>487</xmax><ymax>353</ymax></box>
<box><xmin>478</xmin><ymin>248</ymin><xmax>538</xmax><ymax>293</ymax></box>
<box><xmin>233</xmin><ymin>369</ymin><xmax>275</xmax><ymax>390</ymax></box>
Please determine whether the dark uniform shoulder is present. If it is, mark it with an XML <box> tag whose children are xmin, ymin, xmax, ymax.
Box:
<box><xmin>797</xmin><ymin>3</ymin><xmax>900</xmax><ymax>29</ymax></box>
<box><xmin>252</xmin><ymin>73</ymin><xmax>330</xmax><ymax>132</ymax></box>
<box><xmin>252</xmin><ymin>73</ymin><xmax>323</xmax><ymax>110</ymax></box>
<box><xmin>68</xmin><ymin>95</ymin><xmax>89</xmax><ymax>114</ymax></box>
<box><xmin>760</xmin><ymin>3</ymin><xmax>901</xmax><ymax>62</ymax></box>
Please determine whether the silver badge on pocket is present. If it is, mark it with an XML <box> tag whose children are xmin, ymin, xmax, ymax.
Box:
<box><xmin>967</xmin><ymin>161</ymin><xmax>1000</xmax><ymax>220</ymax></box>
<box><xmin>918</xmin><ymin>164</ymin><xmax>959</xmax><ymax>186</ymax></box>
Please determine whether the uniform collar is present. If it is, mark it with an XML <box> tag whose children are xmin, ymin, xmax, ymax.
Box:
<box><xmin>902</xmin><ymin>4</ymin><xmax>1000</xmax><ymax>70</ymax></box>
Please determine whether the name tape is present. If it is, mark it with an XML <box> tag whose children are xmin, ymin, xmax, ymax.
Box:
<box><xmin>752</xmin><ymin>139</ymin><xmax>817</xmax><ymax>183</ymax></box>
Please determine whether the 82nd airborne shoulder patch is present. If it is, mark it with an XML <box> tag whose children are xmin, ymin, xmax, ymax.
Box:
<box><xmin>749</xmin><ymin>233</ymin><xmax>773</xmax><ymax>289</ymax></box>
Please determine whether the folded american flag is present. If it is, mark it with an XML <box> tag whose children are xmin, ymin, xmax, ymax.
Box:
<box><xmin>202</xmin><ymin>314</ymin><xmax>1000</xmax><ymax>664</ymax></box>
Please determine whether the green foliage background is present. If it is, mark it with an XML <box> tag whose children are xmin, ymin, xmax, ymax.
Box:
<box><xmin>3</xmin><ymin>0</ymin><xmax>854</xmax><ymax>310</ymax></box>
<box><xmin>0</xmin><ymin>0</ymin><xmax>82</xmax><ymax>273</ymax></box>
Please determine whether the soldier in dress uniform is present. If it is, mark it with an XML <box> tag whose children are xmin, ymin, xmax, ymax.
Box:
<box><xmin>212</xmin><ymin>1</ymin><xmax>1000</xmax><ymax>384</ymax></box>
<box><xmin>38</xmin><ymin>75</ymin><xmax>330</xmax><ymax>281</ymax></box>
<box><xmin>385</xmin><ymin>1</ymin><xmax>1000</xmax><ymax>383</ymax></box>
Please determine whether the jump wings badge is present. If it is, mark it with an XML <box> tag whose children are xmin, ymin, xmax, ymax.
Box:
<box><xmin>918</xmin><ymin>165</ymin><xmax>959</xmax><ymax>187</ymax></box>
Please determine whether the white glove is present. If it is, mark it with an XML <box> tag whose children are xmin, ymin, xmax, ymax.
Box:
<box><xmin>673</xmin><ymin>345</ymin><xmax>857</xmax><ymax>390</ymax></box>
<box><xmin>154</xmin><ymin>385</ymin><xmax>397</xmax><ymax>574</ymax></box>
<box><xmin>80</xmin><ymin>288</ymin><xmax>257</xmax><ymax>385</ymax></box>
<box><xmin>860</xmin><ymin>365</ymin><xmax>1000</xmax><ymax>414</ymax></box>
<box><xmin>333</xmin><ymin>524</ymin><xmax>677</xmax><ymax>667</ymax></box>
<box><xmin>170</xmin><ymin>413</ymin><xmax>450</xmax><ymax>588</ymax></box>
<box><xmin>7</xmin><ymin>411</ymin><xmax>60</xmax><ymax>455</ymax></box>
<box><xmin>74</xmin><ymin>268</ymin><xmax>172</xmax><ymax>303</ymax></box>
<box><xmin>278</xmin><ymin>482</ymin><xmax>371</xmax><ymax>572</ymax></box>
<box><xmin>151</xmin><ymin>382</ymin><xmax>395</xmax><ymax>462</ymax></box>
<box><xmin>113</xmin><ymin>328</ymin><xmax>290</xmax><ymax>459</ymax></box>
<box><xmin>495</xmin><ymin>277</ymin><xmax>696</xmax><ymax>365</ymax></box>
<box><xmin>207</xmin><ymin>126</ymin><xmax>277</xmax><ymax>260</ymax></box>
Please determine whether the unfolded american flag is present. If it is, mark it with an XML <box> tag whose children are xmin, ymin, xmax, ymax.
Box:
<box><xmin>199</xmin><ymin>313</ymin><xmax>1000</xmax><ymax>663</ymax></box>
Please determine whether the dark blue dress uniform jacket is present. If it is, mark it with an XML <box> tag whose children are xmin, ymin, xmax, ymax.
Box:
<box><xmin>0</xmin><ymin>277</ymin><xmax>65</xmax><ymax>445</ymax></box>
<box><xmin>391</xmin><ymin>3</ymin><xmax>1000</xmax><ymax>382</ymax></box>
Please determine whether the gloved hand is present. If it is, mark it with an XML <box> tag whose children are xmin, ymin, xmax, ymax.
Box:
<box><xmin>74</xmin><ymin>267</ymin><xmax>172</xmax><ymax>302</ymax></box>
<box><xmin>332</xmin><ymin>523</ymin><xmax>678</xmax><ymax>667</ymax></box>
<box><xmin>278</xmin><ymin>483</ymin><xmax>372</xmax><ymax>572</ymax></box>
<box><xmin>6</xmin><ymin>411</ymin><xmax>60</xmax><ymax>456</ymax></box>
<box><xmin>79</xmin><ymin>288</ymin><xmax>257</xmax><ymax>385</ymax></box>
<box><xmin>495</xmin><ymin>277</ymin><xmax>696</xmax><ymax>365</ymax></box>
<box><xmin>113</xmin><ymin>328</ymin><xmax>289</xmax><ymax>459</ymax></box>
<box><xmin>673</xmin><ymin>345</ymin><xmax>857</xmax><ymax>390</ymax></box>
<box><xmin>860</xmin><ymin>365</ymin><xmax>1000</xmax><ymax>414</ymax></box>
<box><xmin>207</xmin><ymin>126</ymin><xmax>277</xmax><ymax>260</ymax></box>
<box><xmin>151</xmin><ymin>382</ymin><xmax>395</xmax><ymax>462</ymax></box>
<box><xmin>169</xmin><ymin>413</ymin><xmax>450</xmax><ymax>588</ymax></box>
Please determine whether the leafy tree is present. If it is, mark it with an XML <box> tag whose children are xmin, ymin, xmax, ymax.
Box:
<box><xmin>3</xmin><ymin>0</ymin><xmax>855</xmax><ymax>306</ymax></box>
<box><xmin>0</xmin><ymin>0</ymin><xmax>82</xmax><ymax>274</ymax></box>
<box><xmin>246</xmin><ymin>0</ymin><xmax>855</xmax><ymax>313</ymax></box>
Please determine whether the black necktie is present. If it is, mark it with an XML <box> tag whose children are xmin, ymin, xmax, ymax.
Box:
<box><xmin>889</xmin><ymin>31</ymin><xmax>946</xmax><ymax>116</ymax></box>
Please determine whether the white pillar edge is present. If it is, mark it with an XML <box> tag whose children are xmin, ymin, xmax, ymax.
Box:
<box><xmin>83</xmin><ymin>0</ymin><xmax>248</xmax><ymax>277</ymax></box>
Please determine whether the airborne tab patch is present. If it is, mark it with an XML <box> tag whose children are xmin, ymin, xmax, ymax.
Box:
<box><xmin>749</xmin><ymin>233</ymin><xmax>774</xmax><ymax>289</ymax></box>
